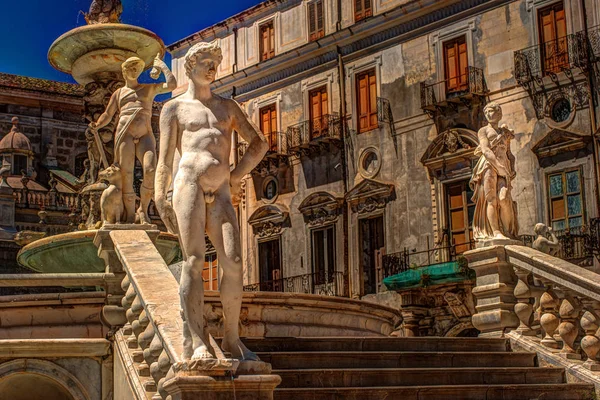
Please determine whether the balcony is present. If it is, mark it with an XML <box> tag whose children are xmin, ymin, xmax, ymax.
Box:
<box><xmin>286</xmin><ymin>113</ymin><xmax>342</xmax><ymax>156</ymax></box>
<box><xmin>237</xmin><ymin>130</ymin><xmax>289</xmax><ymax>173</ymax></box>
<box><xmin>420</xmin><ymin>66</ymin><xmax>487</xmax><ymax>116</ymax></box>
<box><xmin>519</xmin><ymin>218</ymin><xmax>600</xmax><ymax>267</ymax></box>
<box><xmin>243</xmin><ymin>271</ymin><xmax>345</xmax><ymax>297</ymax></box>
<box><xmin>514</xmin><ymin>34</ymin><xmax>585</xmax><ymax>86</ymax></box>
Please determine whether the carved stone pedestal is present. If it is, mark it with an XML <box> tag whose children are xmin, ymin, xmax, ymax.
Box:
<box><xmin>163</xmin><ymin>373</ymin><xmax>281</xmax><ymax>400</ymax></box>
<box><xmin>464</xmin><ymin>245</ymin><xmax>519</xmax><ymax>337</ymax></box>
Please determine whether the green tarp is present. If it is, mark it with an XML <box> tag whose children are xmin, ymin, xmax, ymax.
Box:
<box><xmin>382</xmin><ymin>260</ymin><xmax>473</xmax><ymax>290</ymax></box>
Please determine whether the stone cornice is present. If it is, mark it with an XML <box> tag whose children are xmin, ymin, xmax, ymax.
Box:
<box><xmin>0</xmin><ymin>339</ymin><xmax>110</xmax><ymax>358</ymax></box>
<box><xmin>209</xmin><ymin>0</ymin><xmax>511</xmax><ymax>101</ymax></box>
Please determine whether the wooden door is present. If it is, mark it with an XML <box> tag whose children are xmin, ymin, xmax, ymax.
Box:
<box><xmin>259</xmin><ymin>104</ymin><xmax>277</xmax><ymax>152</ymax></box>
<box><xmin>202</xmin><ymin>253</ymin><xmax>219</xmax><ymax>291</ymax></box>
<box><xmin>309</xmin><ymin>86</ymin><xmax>328</xmax><ymax>139</ymax></box>
<box><xmin>356</xmin><ymin>69</ymin><xmax>378</xmax><ymax>133</ymax></box>
<box><xmin>359</xmin><ymin>216</ymin><xmax>384</xmax><ymax>295</ymax></box>
<box><xmin>538</xmin><ymin>2</ymin><xmax>568</xmax><ymax>74</ymax></box>
<box><xmin>444</xmin><ymin>36</ymin><xmax>468</xmax><ymax>93</ymax></box>
<box><xmin>260</xmin><ymin>21</ymin><xmax>275</xmax><ymax>61</ymax></box>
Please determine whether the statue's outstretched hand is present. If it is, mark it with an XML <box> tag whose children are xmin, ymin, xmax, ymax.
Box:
<box><xmin>150</xmin><ymin>52</ymin><xmax>162</xmax><ymax>80</ymax></box>
<box><xmin>156</xmin><ymin>200</ymin><xmax>179</xmax><ymax>235</ymax></box>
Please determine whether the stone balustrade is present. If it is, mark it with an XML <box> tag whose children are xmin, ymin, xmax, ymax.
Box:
<box><xmin>97</xmin><ymin>227</ymin><xmax>280</xmax><ymax>400</ymax></box>
<box><xmin>465</xmin><ymin>244</ymin><xmax>600</xmax><ymax>371</ymax></box>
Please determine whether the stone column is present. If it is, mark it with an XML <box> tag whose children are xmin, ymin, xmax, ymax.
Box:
<box><xmin>463</xmin><ymin>245</ymin><xmax>519</xmax><ymax>337</ymax></box>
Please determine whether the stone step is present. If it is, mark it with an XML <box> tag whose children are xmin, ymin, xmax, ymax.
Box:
<box><xmin>274</xmin><ymin>384</ymin><xmax>595</xmax><ymax>400</ymax></box>
<box><xmin>242</xmin><ymin>337</ymin><xmax>510</xmax><ymax>353</ymax></box>
<box><xmin>274</xmin><ymin>367</ymin><xmax>566</xmax><ymax>388</ymax></box>
<box><xmin>257</xmin><ymin>351</ymin><xmax>537</xmax><ymax>369</ymax></box>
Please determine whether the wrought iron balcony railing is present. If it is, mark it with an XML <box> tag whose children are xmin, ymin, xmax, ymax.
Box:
<box><xmin>514</xmin><ymin>34</ymin><xmax>585</xmax><ymax>85</ymax></box>
<box><xmin>264</xmin><ymin>131</ymin><xmax>287</xmax><ymax>155</ymax></box>
<box><xmin>243</xmin><ymin>271</ymin><xmax>345</xmax><ymax>297</ymax></box>
<box><xmin>286</xmin><ymin>113</ymin><xmax>342</xmax><ymax>150</ymax></box>
<box><xmin>420</xmin><ymin>66</ymin><xmax>486</xmax><ymax>111</ymax></box>
<box><xmin>381</xmin><ymin>240</ymin><xmax>476</xmax><ymax>279</ymax></box>
<box><xmin>519</xmin><ymin>218</ymin><xmax>600</xmax><ymax>265</ymax></box>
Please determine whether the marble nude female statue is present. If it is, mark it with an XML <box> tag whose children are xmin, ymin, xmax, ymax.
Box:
<box><xmin>91</xmin><ymin>54</ymin><xmax>177</xmax><ymax>224</ymax></box>
<box><xmin>155</xmin><ymin>42</ymin><xmax>268</xmax><ymax>361</ymax></box>
<box><xmin>469</xmin><ymin>102</ymin><xmax>519</xmax><ymax>242</ymax></box>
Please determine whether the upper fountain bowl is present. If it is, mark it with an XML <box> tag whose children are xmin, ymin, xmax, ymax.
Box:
<box><xmin>48</xmin><ymin>23</ymin><xmax>165</xmax><ymax>85</ymax></box>
<box><xmin>17</xmin><ymin>230</ymin><xmax>180</xmax><ymax>274</ymax></box>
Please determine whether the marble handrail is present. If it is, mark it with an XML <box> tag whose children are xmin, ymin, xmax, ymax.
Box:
<box><xmin>109</xmin><ymin>229</ymin><xmax>184</xmax><ymax>398</ymax></box>
<box><xmin>505</xmin><ymin>245</ymin><xmax>600</xmax><ymax>301</ymax></box>
<box><xmin>466</xmin><ymin>244</ymin><xmax>600</xmax><ymax>371</ymax></box>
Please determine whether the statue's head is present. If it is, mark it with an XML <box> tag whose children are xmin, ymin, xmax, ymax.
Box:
<box><xmin>483</xmin><ymin>102</ymin><xmax>502</xmax><ymax>123</ymax></box>
<box><xmin>534</xmin><ymin>223</ymin><xmax>548</xmax><ymax>236</ymax></box>
<box><xmin>184</xmin><ymin>42</ymin><xmax>223</xmax><ymax>84</ymax></box>
<box><xmin>121</xmin><ymin>57</ymin><xmax>145</xmax><ymax>80</ymax></box>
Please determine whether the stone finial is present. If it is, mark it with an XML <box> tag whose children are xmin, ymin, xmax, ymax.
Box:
<box><xmin>11</xmin><ymin>116</ymin><xmax>19</xmax><ymax>129</ymax></box>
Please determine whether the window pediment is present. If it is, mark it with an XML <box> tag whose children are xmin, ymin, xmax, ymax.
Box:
<box><xmin>248</xmin><ymin>204</ymin><xmax>289</xmax><ymax>238</ymax></box>
<box><xmin>345</xmin><ymin>178</ymin><xmax>394</xmax><ymax>214</ymax></box>
<box><xmin>298</xmin><ymin>191</ymin><xmax>343</xmax><ymax>226</ymax></box>
<box><xmin>532</xmin><ymin>129</ymin><xmax>592</xmax><ymax>167</ymax></box>
<box><xmin>421</xmin><ymin>128</ymin><xmax>478</xmax><ymax>181</ymax></box>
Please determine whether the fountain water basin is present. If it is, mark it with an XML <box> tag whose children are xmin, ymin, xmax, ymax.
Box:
<box><xmin>17</xmin><ymin>230</ymin><xmax>180</xmax><ymax>274</ymax></box>
<box><xmin>48</xmin><ymin>23</ymin><xmax>164</xmax><ymax>85</ymax></box>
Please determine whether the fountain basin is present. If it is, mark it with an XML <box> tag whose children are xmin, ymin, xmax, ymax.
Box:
<box><xmin>48</xmin><ymin>23</ymin><xmax>165</xmax><ymax>85</ymax></box>
<box><xmin>17</xmin><ymin>230</ymin><xmax>180</xmax><ymax>274</ymax></box>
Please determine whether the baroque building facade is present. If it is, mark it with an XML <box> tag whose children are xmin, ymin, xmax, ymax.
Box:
<box><xmin>167</xmin><ymin>0</ymin><xmax>600</xmax><ymax>308</ymax></box>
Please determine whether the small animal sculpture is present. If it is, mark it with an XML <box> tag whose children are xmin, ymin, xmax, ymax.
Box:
<box><xmin>532</xmin><ymin>223</ymin><xmax>560</xmax><ymax>256</ymax></box>
<box><xmin>99</xmin><ymin>164</ymin><xmax>124</xmax><ymax>225</ymax></box>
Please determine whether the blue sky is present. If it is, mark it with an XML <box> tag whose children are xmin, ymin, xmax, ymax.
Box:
<box><xmin>0</xmin><ymin>0</ymin><xmax>262</xmax><ymax>83</ymax></box>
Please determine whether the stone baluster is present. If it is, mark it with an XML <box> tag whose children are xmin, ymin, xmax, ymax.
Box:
<box><xmin>539</xmin><ymin>286</ymin><xmax>561</xmax><ymax>349</ymax></box>
<box><xmin>154</xmin><ymin>351</ymin><xmax>172</xmax><ymax>399</ymax></box>
<box><xmin>580</xmin><ymin>307</ymin><xmax>600</xmax><ymax>370</ymax></box>
<box><xmin>513</xmin><ymin>268</ymin><xmax>536</xmax><ymax>336</ymax></box>
<box><xmin>557</xmin><ymin>294</ymin><xmax>582</xmax><ymax>359</ymax></box>
<box><xmin>143</xmin><ymin>335</ymin><xmax>163</xmax><ymax>393</ymax></box>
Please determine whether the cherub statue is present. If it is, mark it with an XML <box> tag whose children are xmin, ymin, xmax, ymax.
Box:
<box><xmin>84</xmin><ymin>0</ymin><xmax>123</xmax><ymax>24</ymax></box>
<box><xmin>532</xmin><ymin>223</ymin><xmax>560</xmax><ymax>256</ymax></box>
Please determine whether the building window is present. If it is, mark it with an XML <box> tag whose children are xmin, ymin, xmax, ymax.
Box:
<box><xmin>262</xmin><ymin>176</ymin><xmax>279</xmax><ymax>202</ymax></box>
<box><xmin>258</xmin><ymin>238</ymin><xmax>282</xmax><ymax>291</ymax></box>
<box><xmin>308</xmin><ymin>0</ymin><xmax>324</xmax><ymax>41</ymax></box>
<box><xmin>259</xmin><ymin>104</ymin><xmax>278</xmax><ymax>152</ymax></box>
<box><xmin>359</xmin><ymin>215</ymin><xmax>384</xmax><ymax>296</ymax></box>
<box><xmin>356</xmin><ymin>69</ymin><xmax>377</xmax><ymax>133</ymax></box>
<box><xmin>309</xmin><ymin>86</ymin><xmax>328</xmax><ymax>139</ymax></box>
<box><xmin>312</xmin><ymin>226</ymin><xmax>335</xmax><ymax>285</ymax></box>
<box><xmin>443</xmin><ymin>35</ymin><xmax>468</xmax><ymax>94</ymax></box>
<box><xmin>259</xmin><ymin>21</ymin><xmax>275</xmax><ymax>61</ymax></box>
<box><xmin>538</xmin><ymin>2</ymin><xmax>568</xmax><ymax>74</ymax></box>
<box><xmin>445</xmin><ymin>180</ymin><xmax>474</xmax><ymax>255</ymax></box>
<box><xmin>548</xmin><ymin>169</ymin><xmax>585</xmax><ymax>230</ymax></box>
<box><xmin>13</xmin><ymin>154</ymin><xmax>27</xmax><ymax>175</ymax></box>
<box><xmin>202</xmin><ymin>253</ymin><xmax>219</xmax><ymax>291</ymax></box>
<box><xmin>354</xmin><ymin>0</ymin><xmax>372</xmax><ymax>22</ymax></box>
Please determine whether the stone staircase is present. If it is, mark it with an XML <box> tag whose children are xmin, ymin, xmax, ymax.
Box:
<box><xmin>242</xmin><ymin>336</ymin><xmax>595</xmax><ymax>400</ymax></box>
